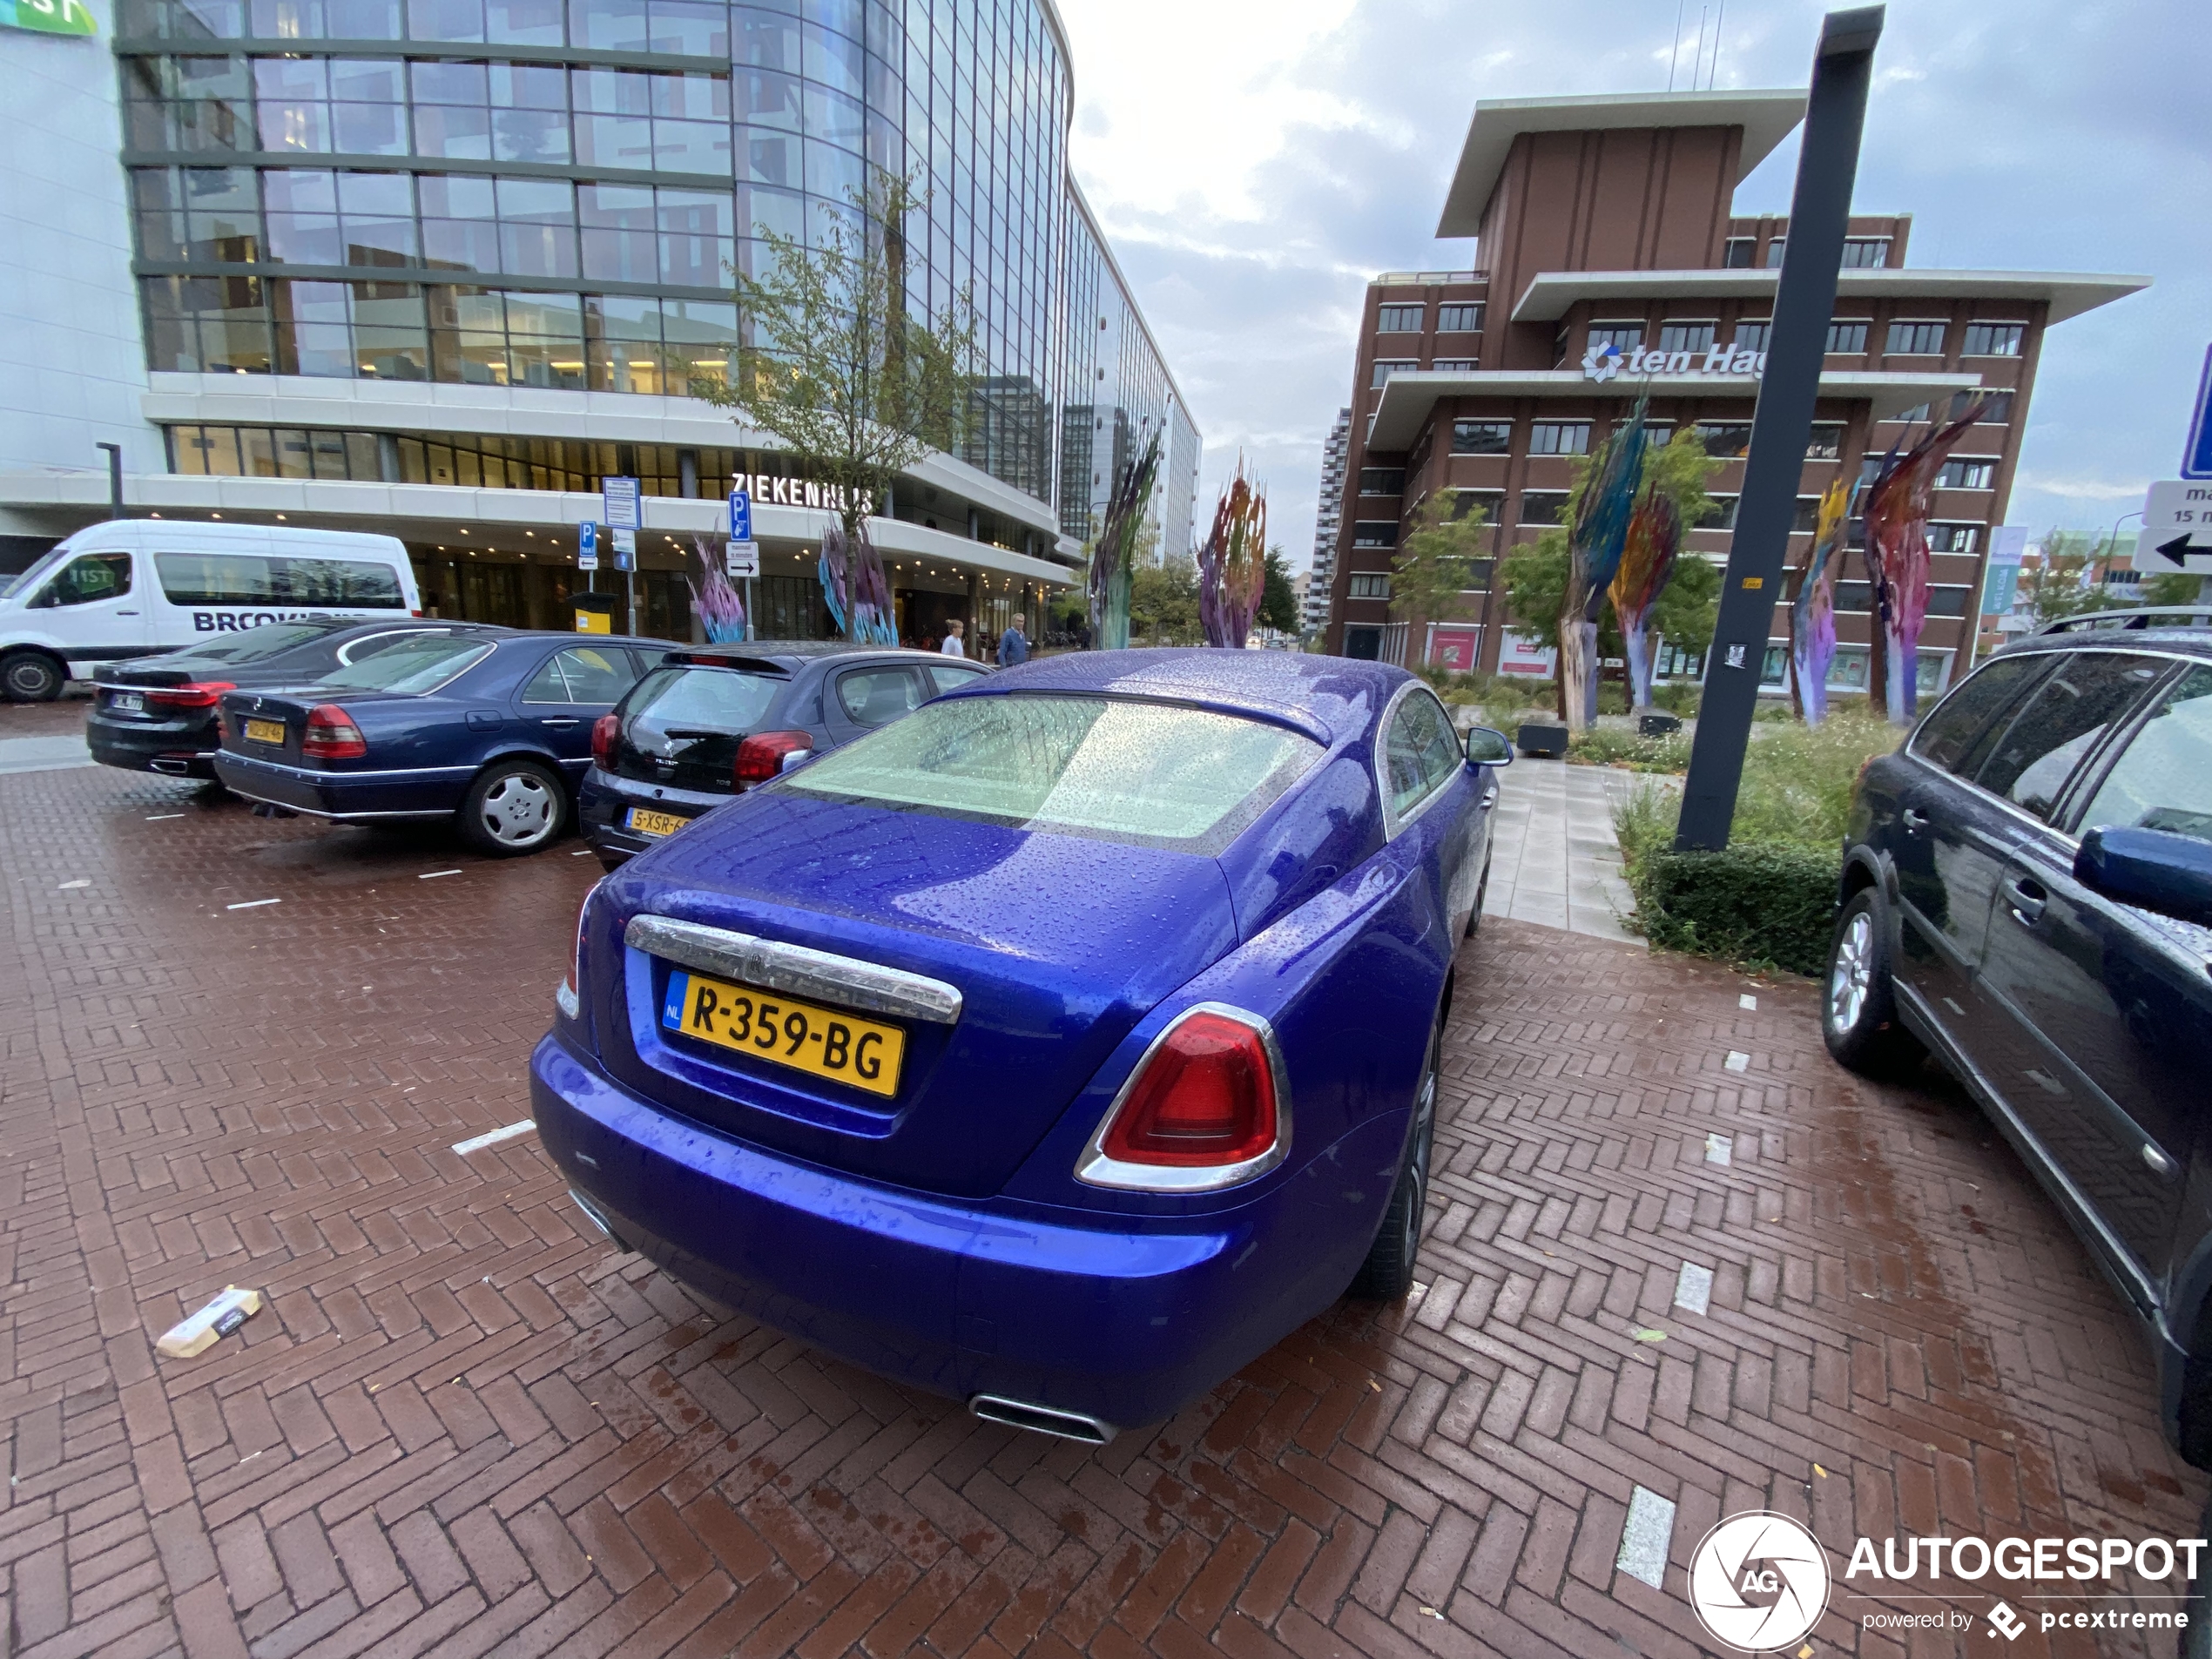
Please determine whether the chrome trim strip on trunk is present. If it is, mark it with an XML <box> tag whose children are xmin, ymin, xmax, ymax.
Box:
<box><xmin>624</xmin><ymin>914</ymin><xmax>964</xmax><ymax>1025</ymax></box>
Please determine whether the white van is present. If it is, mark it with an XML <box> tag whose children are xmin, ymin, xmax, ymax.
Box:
<box><xmin>0</xmin><ymin>520</ymin><xmax>422</xmax><ymax>701</ymax></box>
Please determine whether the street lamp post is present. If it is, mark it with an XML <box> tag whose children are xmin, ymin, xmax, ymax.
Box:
<box><xmin>1674</xmin><ymin>4</ymin><xmax>1884</xmax><ymax>852</ymax></box>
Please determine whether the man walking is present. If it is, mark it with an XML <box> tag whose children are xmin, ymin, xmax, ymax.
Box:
<box><xmin>995</xmin><ymin>616</ymin><xmax>1028</xmax><ymax>666</ymax></box>
<box><xmin>940</xmin><ymin>619</ymin><xmax>967</xmax><ymax>658</ymax></box>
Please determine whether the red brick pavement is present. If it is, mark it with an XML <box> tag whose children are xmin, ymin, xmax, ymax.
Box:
<box><xmin>0</xmin><ymin>757</ymin><xmax>2202</xmax><ymax>1659</ymax></box>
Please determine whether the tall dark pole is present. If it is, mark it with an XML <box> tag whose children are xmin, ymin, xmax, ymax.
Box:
<box><xmin>95</xmin><ymin>442</ymin><xmax>124</xmax><ymax>517</ymax></box>
<box><xmin>1674</xmin><ymin>5</ymin><xmax>1883</xmax><ymax>851</ymax></box>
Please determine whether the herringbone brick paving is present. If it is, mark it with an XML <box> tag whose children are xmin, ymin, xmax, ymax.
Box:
<box><xmin>0</xmin><ymin>752</ymin><xmax>2202</xmax><ymax>1658</ymax></box>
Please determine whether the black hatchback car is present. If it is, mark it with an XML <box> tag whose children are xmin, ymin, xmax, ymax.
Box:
<box><xmin>1824</xmin><ymin>622</ymin><xmax>2212</xmax><ymax>1461</ymax></box>
<box><xmin>578</xmin><ymin>642</ymin><xmax>988</xmax><ymax>867</ymax></box>
<box><xmin>88</xmin><ymin>617</ymin><xmax>509</xmax><ymax>779</ymax></box>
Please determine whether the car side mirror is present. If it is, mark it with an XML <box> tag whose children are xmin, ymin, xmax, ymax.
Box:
<box><xmin>1465</xmin><ymin>725</ymin><xmax>1513</xmax><ymax>767</ymax></box>
<box><xmin>2074</xmin><ymin>826</ymin><xmax>2212</xmax><ymax>928</ymax></box>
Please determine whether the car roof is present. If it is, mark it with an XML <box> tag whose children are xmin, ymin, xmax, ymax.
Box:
<box><xmin>965</xmin><ymin>647</ymin><xmax>1411</xmax><ymax>745</ymax></box>
<box><xmin>1996</xmin><ymin>626</ymin><xmax>2212</xmax><ymax>663</ymax></box>
<box><xmin>662</xmin><ymin>643</ymin><xmax>952</xmax><ymax>675</ymax></box>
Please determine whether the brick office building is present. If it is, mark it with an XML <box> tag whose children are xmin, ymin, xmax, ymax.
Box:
<box><xmin>1318</xmin><ymin>90</ymin><xmax>2146</xmax><ymax>697</ymax></box>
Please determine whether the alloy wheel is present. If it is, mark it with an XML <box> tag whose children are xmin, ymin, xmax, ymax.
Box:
<box><xmin>481</xmin><ymin>772</ymin><xmax>555</xmax><ymax>846</ymax></box>
<box><xmin>1829</xmin><ymin>909</ymin><xmax>1872</xmax><ymax>1033</ymax></box>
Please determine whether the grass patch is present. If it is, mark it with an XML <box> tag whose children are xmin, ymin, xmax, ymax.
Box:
<box><xmin>1612</xmin><ymin>713</ymin><xmax>1902</xmax><ymax>975</ymax></box>
<box><xmin>1568</xmin><ymin>726</ymin><xmax>1693</xmax><ymax>772</ymax></box>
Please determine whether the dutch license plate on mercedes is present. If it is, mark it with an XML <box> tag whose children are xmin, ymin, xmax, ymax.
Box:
<box><xmin>660</xmin><ymin>969</ymin><xmax>904</xmax><ymax>1098</ymax></box>
<box><xmin>112</xmin><ymin>691</ymin><xmax>145</xmax><ymax>713</ymax></box>
<box><xmin>244</xmin><ymin>718</ymin><xmax>286</xmax><ymax>745</ymax></box>
<box><xmin>626</xmin><ymin>806</ymin><xmax>688</xmax><ymax>838</ymax></box>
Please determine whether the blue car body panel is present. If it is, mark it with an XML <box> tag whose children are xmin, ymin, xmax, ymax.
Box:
<box><xmin>212</xmin><ymin>633</ymin><xmax>672</xmax><ymax>819</ymax></box>
<box><xmin>529</xmin><ymin>649</ymin><xmax>1498</xmax><ymax>1427</ymax></box>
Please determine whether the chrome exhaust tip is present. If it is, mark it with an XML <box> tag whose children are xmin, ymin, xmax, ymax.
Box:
<box><xmin>567</xmin><ymin>1188</ymin><xmax>631</xmax><ymax>1251</ymax></box>
<box><xmin>968</xmin><ymin>1395</ymin><xmax>1114</xmax><ymax>1445</ymax></box>
<box><xmin>149</xmin><ymin>758</ymin><xmax>192</xmax><ymax>775</ymax></box>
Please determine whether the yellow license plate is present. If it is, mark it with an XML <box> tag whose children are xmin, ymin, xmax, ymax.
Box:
<box><xmin>626</xmin><ymin>807</ymin><xmax>689</xmax><ymax>838</ymax></box>
<box><xmin>244</xmin><ymin>718</ymin><xmax>286</xmax><ymax>745</ymax></box>
<box><xmin>661</xmin><ymin>969</ymin><xmax>905</xmax><ymax>1098</ymax></box>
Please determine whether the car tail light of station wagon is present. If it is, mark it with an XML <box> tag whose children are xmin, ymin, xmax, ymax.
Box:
<box><xmin>146</xmin><ymin>680</ymin><xmax>236</xmax><ymax>711</ymax></box>
<box><xmin>556</xmin><ymin>880</ymin><xmax>600</xmax><ymax>1022</ymax></box>
<box><xmin>734</xmin><ymin>730</ymin><xmax>813</xmax><ymax>787</ymax></box>
<box><xmin>1079</xmin><ymin>1006</ymin><xmax>1290</xmax><ymax>1191</ymax></box>
<box><xmin>591</xmin><ymin>713</ymin><xmax>620</xmax><ymax>769</ymax></box>
<box><xmin>300</xmin><ymin>705</ymin><xmax>368</xmax><ymax>759</ymax></box>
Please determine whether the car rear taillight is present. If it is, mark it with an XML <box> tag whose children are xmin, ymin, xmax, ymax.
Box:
<box><xmin>557</xmin><ymin>880</ymin><xmax>601</xmax><ymax>1021</ymax></box>
<box><xmin>734</xmin><ymin>729</ymin><xmax>813</xmax><ymax>786</ymax></box>
<box><xmin>300</xmin><ymin>704</ymin><xmax>368</xmax><ymax>759</ymax></box>
<box><xmin>145</xmin><ymin>680</ymin><xmax>235</xmax><ymax>711</ymax></box>
<box><xmin>1082</xmin><ymin>1007</ymin><xmax>1285</xmax><ymax>1190</ymax></box>
<box><xmin>590</xmin><ymin>712</ymin><xmax>620</xmax><ymax>769</ymax></box>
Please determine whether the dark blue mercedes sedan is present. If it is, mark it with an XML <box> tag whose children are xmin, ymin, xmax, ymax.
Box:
<box><xmin>212</xmin><ymin>630</ymin><xmax>677</xmax><ymax>855</ymax></box>
<box><xmin>529</xmin><ymin>650</ymin><xmax>1512</xmax><ymax>1439</ymax></box>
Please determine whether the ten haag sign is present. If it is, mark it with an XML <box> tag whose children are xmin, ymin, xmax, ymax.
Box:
<box><xmin>1583</xmin><ymin>336</ymin><xmax>1769</xmax><ymax>382</ymax></box>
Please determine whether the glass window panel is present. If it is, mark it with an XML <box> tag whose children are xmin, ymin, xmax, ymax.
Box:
<box><xmin>490</xmin><ymin>62</ymin><xmax>567</xmax><ymax>108</ymax></box>
<box><xmin>656</xmin><ymin>185</ymin><xmax>732</xmax><ymax>238</ymax></box>
<box><xmin>569</xmin><ymin>0</ymin><xmax>648</xmax><ymax>49</ymax></box>
<box><xmin>575</xmin><ymin>113</ymin><xmax>655</xmax><ymax>168</ymax></box>
<box><xmin>806</xmin><ymin>192</ymin><xmax>855</xmax><ymax>251</ymax></box>
<box><xmin>266</xmin><ymin>206</ymin><xmax>343</xmax><ymax>264</ymax></box>
<box><xmin>651</xmin><ymin>71</ymin><xmax>730</xmax><ymax>121</ymax></box>
<box><xmin>654</xmin><ymin>118</ymin><xmax>732</xmax><ymax>174</ymax></box>
<box><xmin>500</xmin><ymin>290</ymin><xmax>581</xmax><ymax>339</ymax></box>
<box><xmin>413</xmin><ymin>104</ymin><xmax>492</xmax><ymax>159</ymax></box>
<box><xmin>804</xmin><ymin>136</ymin><xmax>862</xmax><ymax>202</ymax></box>
<box><xmin>253</xmin><ymin>56</ymin><xmax>327</xmax><ymax>99</ymax></box>
<box><xmin>236</xmin><ymin>428</ymin><xmax>278</xmax><ymax>473</ymax></box>
<box><xmin>648</xmin><ymin>0</ymin><xmax>725</xmax><ymax>54</ymax></box>
<box><xmin>484</xmin><ymin>0</ymin><xmax>564</xmax><ymax>43</ymax></box>
<box><xmin>324</xmin><ymin>0</ymin><xmax>402</xmax><ymax>31</ymax></box>
<box><xmin>509</xmin><ymin>336</ymin><xmax>587</xmax><ymax>388</ymax></box>
<box><xmin>570</xmin><ymin>64</ymin><xmax>646</xmax><ymax>113</ymax></box>
<box><xmin>328</xmin><ymin>57</ymin><xmax>403</xmax><ymax>101</ymax></box>
<box><xmin>351</xmin><ymin>280</ymin><xmax>428</xmax><ymax>377</ymax></box>
<box><xmin>732</xmin><ymin>10</ymin><xmax>800</xmax><ymax>70</ymax></box>
<box><xmin>196</xmin><ymin>276</ymin><xmax>273</xmax><ymax>372</ymax></box>
<box><xmin>182</xmin><ymin>165</ymin><xmax>261</xmax><ymax>260</ymax></box>
<box><xmin>736</xmin><ymin>125</ymin><xmax>799</xmax><ymax>185</ymax></box>
<box><xmin>260</xmin><ymin>100</ymin><xmax>334</xmax><ymax>152</ymax></box>
<box><xmin>142</xmin><ymin>278</ymin><xmax>200</xmax><ymax>371</ymax></box>
<box><xmin>407</xmin><ymin>0</ymin><xmax>484</xmax><ymax>37</ymax></box>
<box><xmin>421</xmin><ymin>217</ymin><xmax>499</xmax><ymax>270</ymax></box>
<box><xmin>498</xmin><ymin>222</ymin><xmax>577</xmax><ymax>278</ymax></box>
<box><xmin>586</xmin><ymin>291</ymin><xmax>662</xmax><ymax>340</ymax></box>
<box><xmin>416</xmin><ymin>172</ymin><xmax>495</xmax><ymax>217</ymax></box>
<box><xmin>332</xmin><ymin>101</ymin><xmax>409</xmax><ymax>153</ymax></box>
<box><xmin>492</xmin><ymin>109</ymin><xmax>571</xmax><ymax>164</ymax></box>
<box><xmin>802</xmin><ymin>20</ymin><xmax>862</xmax><ymax>94</ymax></box>
<box><xmin>577</xmin><ymin>181</ymin><xmax>654</xmax><ymax>226</ymax></box>
<box><xmin>342</xmin><ymin>431</ymin><xmax>381</xmax><ymax>475</ymax></box>
<box><xmin>340</xmin><ymin>203</ymin><xmax>415</xmax><ymax>264</ymax></box>
<box><xmin>803</xmin><ymin>81</ymin><xmax>863</xmax><ymax>149</ymax></box>
<box><xmin>733</xmin><ymin>67</ymin><xmax>802</xmax><ymax>135</ymax></box>
<box><xmin>335</xmin><ymin>169</ymin><xmax>409</xmax><ymax>216</ymax></box>
<box><xmin>250</xmin><ymin>0</ymin><xmax>321</xmax><ymax>29</ymax></box>
<box><xmin>495</xmin><ymin>175</ymin><xmax>572</xmax><ymax>223</ymax></box>
<box><xmin>409</xmin><ymin>59</ymin><xmax>488</xmax><ymax>104</ymax></box>
<box><xmin>135</xmin><ymin>168</ymin><xmax>189</xmax><ymax>260</ymax></box>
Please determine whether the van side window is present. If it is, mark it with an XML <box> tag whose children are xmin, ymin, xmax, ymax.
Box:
<box><xmin>154</xmin><ymin>553</ymin><xmax>405</xmax><ymax>609</ymax></box>
<box><xmin>30</xmin><ymin>553</ymin><xmax>132</xmax><ymax>609</ymax></box>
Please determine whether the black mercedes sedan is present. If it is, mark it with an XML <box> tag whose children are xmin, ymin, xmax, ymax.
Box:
<box><xmin>577</xmin><ymin>641</ymin><xmax>988</xmax><ymax>867</ymax></box>
<box><xmin>88</xmin><ymin>617</ymin><xmax>509</xmax><ymax>779</ymax></box>
<box><xmin>1821</xmin><ymin>619</ymin><xmax>2212</xmax><ymax>1469</ymax></box>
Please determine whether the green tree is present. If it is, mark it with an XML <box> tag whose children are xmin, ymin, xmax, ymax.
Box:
<box><xmin>691</xmin><ymin>171</ymin><xmax>978</xmax><ymax>559</ymax></box>
<box><xmin>1260</xmin><ymin>545</ymin><xmax>1300</xmax><ymax>634</ymax></box>
<box><xmin>2141</xmin><ymin>570</ymin><xmax>2204</xmax><ymax>607</ymax></box>
<box><xmin>2020</xmin><ymin>529</ymin><xmax>2125</xmax><ymax>625</ymax></box>
<box><xmin>1130</xmin><ymin>554</ymin><xmax>1200</xmax><ymax>644</ymax></box>
<box><xmin>1392</xmin><ymin>496</ymin><xmax>1493</xmax><ymax>637</ymax></box>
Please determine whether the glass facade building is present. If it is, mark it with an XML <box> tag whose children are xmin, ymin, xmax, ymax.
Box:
<box><xmin>95</xmin><ymin>0</ymin><xmax>1196</xmax><ymax>590</ymax></box>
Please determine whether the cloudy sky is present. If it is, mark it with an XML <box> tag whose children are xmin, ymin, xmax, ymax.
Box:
<box><xmin>1051</xmin><ymin>0</ymin><xmax>2210</xmax><ymax>573</ymax></box>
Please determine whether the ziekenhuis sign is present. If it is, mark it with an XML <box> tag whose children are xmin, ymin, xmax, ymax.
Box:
<box><xmin>1583</xmin><ymin>336</ymin><xmax>1769</xmax><ymax>382</ymax></box>
<box><xmin>3</xmin><ymin>0</ymin><xmax>95</xmax><ymax>33</ymax></box>
<box><xmin>732</xmin><ymin>474</ymin><xmax>876</xmax><ymax>516</ymax></box>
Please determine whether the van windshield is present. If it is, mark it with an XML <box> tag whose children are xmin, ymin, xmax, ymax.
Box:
<box><xmin>314</xmin><ymin>637</ymin><xmax>491</xmax><ymax>695</ymax></box>
<box><xmin>1</xmin><ymin>546</ymin><xmax>74</xmax><ymax>602</ymax></box>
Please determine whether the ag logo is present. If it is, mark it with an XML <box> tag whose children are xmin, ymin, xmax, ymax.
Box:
<box><xmin>1688</xmin><ymin>1512</ymin><xmax>1831</xmax><ymax>1652</ymax></box>
<box><xmin>1581</xmin><ymin>341</ymin><xmax>1623</xmax><ymax>382</ymax></box>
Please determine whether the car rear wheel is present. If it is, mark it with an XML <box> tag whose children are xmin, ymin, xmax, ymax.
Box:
<box><xmin>1</xmin><ymin>651</ymin><xmax>64</xmax><ymax>703</ymax></box>
<box><xmin>1465</xmin><ymin>853</ymin><xmax>1492</xmax><ymax>938</ymax></box>
<box><xmin>458</xmin><ymin>759</ymin><xmax>566</xmax><ymax>856</ymax></box>
<box><xmin>1351</xmin><ymin>1014</ymin><xmax>1440</xmax><ymax>1301</ymax></box>
<box><xmin>1821</xmin><ymin>887</ymin><xmax>1924</xmax><ymax>1076</ymax></box>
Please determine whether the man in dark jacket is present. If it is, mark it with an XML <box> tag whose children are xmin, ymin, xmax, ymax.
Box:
<box><xmin>995</xmin><ymin>618</ymin><xmax>1029</xmax><ymax>666</ymax></box>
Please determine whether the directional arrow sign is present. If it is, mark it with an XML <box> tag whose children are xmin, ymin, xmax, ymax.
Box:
<box><xmin>2133</xmin><ymin>480</ymin><xmax>2212</xmax><ymax>573</ymax></box>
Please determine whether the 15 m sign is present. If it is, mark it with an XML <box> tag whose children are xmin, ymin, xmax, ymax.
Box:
<box><xmin>3</xmin><ymin>0</ymin><xmax>96</xmax><ymax>33</ymax></box>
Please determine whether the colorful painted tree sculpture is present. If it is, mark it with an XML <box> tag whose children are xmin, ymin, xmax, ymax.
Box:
<box><xmin>817</xmin><ymin>519</ymin><xmax>898</xmax><ymax>645</ymax></box>
<box><xmin>1087</xmin><ymin>426</ymin><xmax>1163</xmax><ymax>651</ymax></box>
<box><xmin>1786</xmin><ymin>478</ymin><xmax>1851</xmax><ymax>724</ymax></box>
<box><xmin>1862</xmin><ymin>402</ymin><xmax>1987</xmax><ymax>725</ymax></box>
<box><xmin>1559</xmin><ymin>400</ymin><xmax>1649</xmax><ymax>730</ymax></box>
<box><xmin>685</xmin><ymin>535</ymin><xmax>748</xmax><ymax>643</ymax></box>
<box><xmin>1608</xmin><ymin>486</ymin><xmax>1682</xmax><ymax>711</ymax></box>
<box><xmin>1197</xmin><ymin>462</ymin><xmax>1267</xmax><ymax>649</ymax></box>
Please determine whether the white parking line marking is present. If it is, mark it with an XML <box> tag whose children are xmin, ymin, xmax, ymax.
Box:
<box><xmin>1739</xmin><ymin>993</ymin><xmax>1757</xmax><ymax>1010</ymax></box>
<box><xmin>1705</xmin><ymin>1132</ymin><xmax>1733</xmax><ymax>1166</ymax></box>
<box><xmin>453</xmin><ymin>1120</ymin><xmax>536</xmax><ymax>1155</ymax></box>
<box><xmin>1724</xmin><ymin>1050</ymin><xmax>1750</xmax><ymax>1072</ymax></box>
<box><xmin>57</xmin><ymin>880</ymin><xmax>89</xmax><ymax>890</ymax></box>
<box><xmin>572</xmin><ymin>849</ymin><xmax>595</xmax><ymax>856</ymax></box>
<box><xmin>1675</xmin><ymin>1262</ymin><xmax>1714</xmax><ymax>1315</ymax></box>
<box><xmin>226</xmin><ymin>898</ymin><xmax>280</xmax><ymax>910</ymax></box>
<box><xmin>1616</xmin><ymin>1487</ymin><xmax>1676</xmax><ymax>1588</ymax></box>
<box><xmin>146</xmin><ymin>813</ymin><xmax>186</xmax><ymax>821</ymax></box>
<box><xmin>420</xmin><ymin>869</ymin><xmax>462</xmax><ymax>880</ymax></box>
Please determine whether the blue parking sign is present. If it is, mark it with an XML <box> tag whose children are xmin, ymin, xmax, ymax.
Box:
<box><xmin>578</xmin><ymin>521</ymin><xmax>599</xmax><ymax>570</ymax></box>
<box><xmin>2186</xmin><ymin>345</ymin><xmax>2212</xmax><ymax>480</ymax></box>
<box><xmin>729</xmin><ymin>488</ymin><xmax>752</xmax><ymax>541</ymax></box>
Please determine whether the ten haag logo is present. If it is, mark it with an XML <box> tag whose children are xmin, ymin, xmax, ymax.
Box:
<box><xmin>1581</xmin><ymin>341</ymin><xmax>1623</xmax><ymax>382</ymax></box>
<box><xmin>1689</xmin><ymin>1512</ymin><xmax>1831</xmax><ymax>1652</ymax></box>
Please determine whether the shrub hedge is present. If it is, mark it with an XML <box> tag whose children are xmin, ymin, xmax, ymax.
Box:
<box><xmin>1632</xmin><ymin>842</ymin><xmax>1844</xmax><ymax>978</ymax></box>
